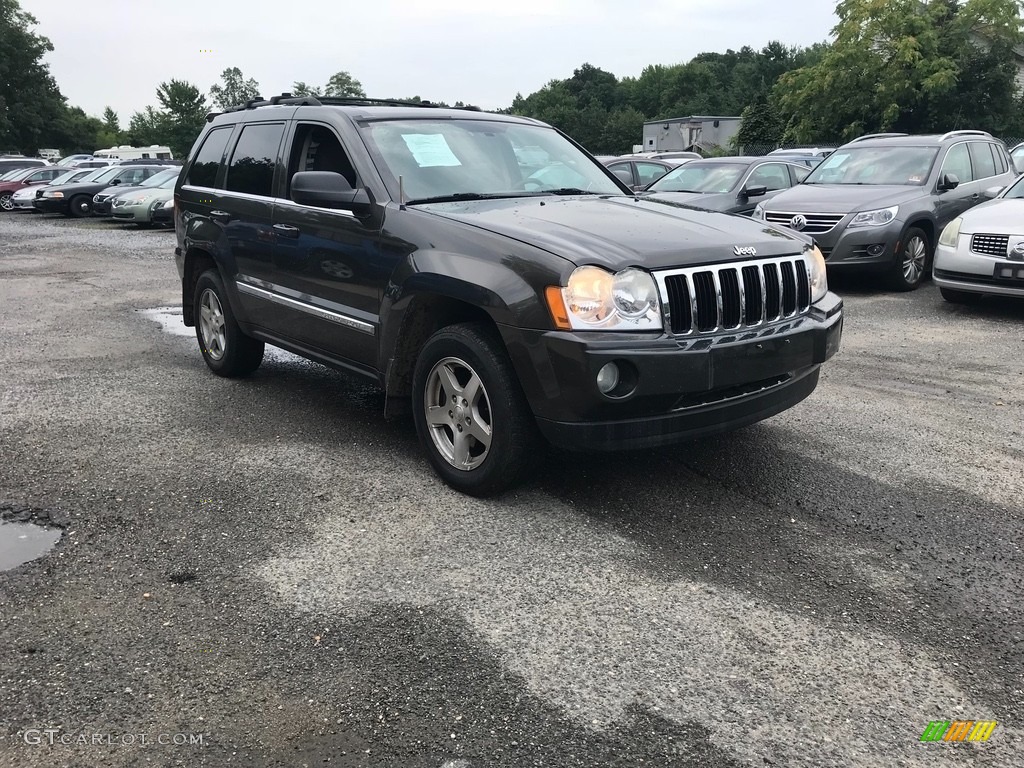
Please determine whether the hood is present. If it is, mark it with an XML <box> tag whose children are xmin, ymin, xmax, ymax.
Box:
<box><xmin>762</xmin><ymin>184</ymin><xmax>925</xmax><ymax>213</ymax></box>
<box><xmin>959</xmin><ymin>198</ymin><xmax>1024</xmax><ymax>234</ymax></box>
<box><xmin>96</xmin><ymin>184</ymin><xmax>144</xmax><ymax>199</ymax></box>
<box><xmin>417</xmin><ymin>195</ymin><xmax>809</xmax><ymax>270</ymax></box>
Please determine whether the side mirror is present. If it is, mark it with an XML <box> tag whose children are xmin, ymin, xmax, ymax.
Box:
<box><xmin>982</xmin><ymin>185</ymin><xmax>1003</xmax><ymax>200</ymax></box>
<box><xmin>741</xmin><ymin>185</ymin><xmax>768</xmax><ymax>199</ymax></box>
<box><xmin>110</xmin><ymin>178</ymin><xmax>121</xmax><ymax>185</ymax></box>
<box><xmin>291</xmin><ymin>171</ymin><xmax>370</xmax><ymax>211</ymax></box>
<box><xmin>938</xmin><ymin>173</ymin><xmax>960</xmax><ymax>191</ymax></box>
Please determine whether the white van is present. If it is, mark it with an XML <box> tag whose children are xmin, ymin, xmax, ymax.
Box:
<box><xmin>93</xmin><ymin>145</ymin><xmax>174</xmax><ymax>161</ymax></box>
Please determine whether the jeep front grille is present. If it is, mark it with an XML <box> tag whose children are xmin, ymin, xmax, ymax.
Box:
<box><xmin>656</xmin><ymin>255</ymin><xmax>812</xmax><ymax>335</ymax></box>
<box><xmin>764</xmin><ymin>211</ymin><xmax>845</xmax><ymax>234</ymax></box>
<box><xmin>971</xmin><ymin>233</ymin><xmax>1009</xmax><ymax>257</ymax></box>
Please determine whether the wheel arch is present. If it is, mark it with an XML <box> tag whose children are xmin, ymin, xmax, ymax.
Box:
<box><xmin>181</xmin><ymin>247</ymin><xmax>219</xmax><ymax>326</ymax></box>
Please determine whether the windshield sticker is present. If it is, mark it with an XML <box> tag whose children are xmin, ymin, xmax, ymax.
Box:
<box><xmin>401</xmin><ymin>134</ymin><xmax>462</xmax><ymax>167</ymax></box>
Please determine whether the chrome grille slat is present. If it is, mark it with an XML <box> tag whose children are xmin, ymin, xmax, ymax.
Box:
<box><xmin>971</xmin><ymin>233</ymin><xmax>1009</xmax><ymax>257</ymax></box>
<box><xmin>764</xmin><ymin>211</ymin><xmax>845</xmax><ymax>235</ymax></box>
<box><xmin>656</xmin><ymin>255</ymin><xmax>813</xmax><ymax>336</ymax></box>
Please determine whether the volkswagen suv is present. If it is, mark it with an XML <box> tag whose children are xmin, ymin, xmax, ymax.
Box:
<box><xmin>753</xmin><ymin>131</ymin><xmax>1016</xmax><ymax>290</ymax></box>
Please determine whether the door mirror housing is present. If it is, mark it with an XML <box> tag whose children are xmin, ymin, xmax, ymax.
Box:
<box><xmin>110</xmin><ymin>178</ymin><xmax>121</xmax><ymax>185</ymax></box>
<box><xmin>982</xmin><ymin>185</ymin><xmax>1003</xmax><ymax>200</ymax></box>
<box><xmin>741</xmin><ymin>185</ymin><xmax>768</xmax><ymax>199</ymax></box>
<box><xmin>291</xmin><ymin>171</ymin><xmax>370</xmax><ymax>211</ymax></box>
<box><xmin>938</xmin><ymin>173</ymin><xmax>960</xmax><ymax>191</ymax></box>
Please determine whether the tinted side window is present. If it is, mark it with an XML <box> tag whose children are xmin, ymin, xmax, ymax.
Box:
<box><xmin>226</xmin><ymin>123</ymin><xmax>285</xmax><ymax>197</ymax></box>
<box><xmin>636</xmin><ymin>162</ymin><xmax>668</xmax><ymax>186</ymax></box>
<box><xmin>968</xmin><ymin>142</ymin><xmax>996</xmax><ymax>179</ymax></box>
<box><xmin>607</xmin><ymin>162</ymin><xmax>635</xmax><ymax>185</ymax></box>
<box><xmin>186</xmin><ymin>128</ymin><xmax>232</xmax><ymax>188</ymax></box>
<box><xmin>747</xmin><ymin>163</ymin><xmax>792</xmax><ymax>191</ymax></box>
<box><xmin>286</xmin><ymin>123</ymin><xmax>358</xmax><ymax>193</ymax></box>
<box><xmin>993</xmin><ymin>144</ymin><xmax>1008</xmax><ymax>175</ymax></box>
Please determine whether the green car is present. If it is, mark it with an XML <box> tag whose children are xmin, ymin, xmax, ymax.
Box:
<box><xmin>110</xmin><ymin>173</ymin><xmax>177</xmax><ymax>226</ymax></box>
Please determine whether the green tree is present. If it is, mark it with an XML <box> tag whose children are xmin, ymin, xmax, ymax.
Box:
<box><xmin>600</xmin><ymin>107</ymin><xmax>646</xmax><ymax>154</ymax></box>
<box><xmin>737</xmin><ymin>96</ymin><xmax>784</xmax><ymax>149</ymax></box>
<box><xmin>209</xmin><ymin>67</ymin><xmax>261</xmax><ymax>109</ymax></box>
<box><xmin>324</xmin><ymin>71</ymin><xmax>366</xmax><ymax>98</ymax></box>
<box><xmin>291</xmin><ymin>81</ymin><xmax>320</xmax><ymax>97</ymax></box>
<box><xmin>0</xmin><ymin>0</ymin><xmax>65</xmax><ymax>152</ymax></box>
<box><xmin>156</xmin><ymin>79</ymin><xmax>208</xmax><ymax>157</ymax></box>
<box><xmin>775</xmin><ymin>0</ymin><xmax>1024</xmax><ymax>142</ymax></box>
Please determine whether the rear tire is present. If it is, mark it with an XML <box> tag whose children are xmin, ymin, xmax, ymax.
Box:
<box><xmin>68</xmin><ymin>195</ymin><xmax>92</xmax><ymax>218</ymax></box>
<box><xmin>888</xmin><ymin>227</ymin><xmax>930</xmax><ymax>291</ymax></box>
<box><xmin>412</xmin><ymin>322</ymin><xmax>541</xmax><ymax>496</ymax></box>
<box><xmin>193</xmin><ymin>269</ymin><xmax>264</xmax><ymax>377</ymax></box>
<box><xmin>939</xmin><ymin>287</ymin><xmax>982</xmax><ymax>304</ymax></box>
<box><xmin>0</xmin><ymin>192</ymin><xmax>12</xmax><ymax>211</ymax></box>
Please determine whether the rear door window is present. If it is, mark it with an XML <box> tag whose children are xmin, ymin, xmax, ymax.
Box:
<box><xmin>225</xmin><ymin>123</ymin><xmax>286</xmax><ymax>197</ymax></box>
<box><xmin>185</xmin><ymin>127</ymin><xmax>232</xmax><ymax>188</ymax></box>
<box><xmin>968</xmin><ymin>142</ymin><xmax>996</xmax><ymax>179</ymax></box>
<box><xmin>940</xmin><ymin>143</ymin><xmax>974</xmax><ymax>182</ymax></box>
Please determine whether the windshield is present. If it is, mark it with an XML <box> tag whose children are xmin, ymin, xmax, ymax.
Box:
<box><xmin>75</xmin><ymin>168</ymin><xmax>111</xmax><ymax>183</ymax></box>
<box><xmin>3</xmin><ymin>168</ymin><xmax>37</xmax><ymax>182</ymax></box>
<box><xmin>358</xmin><ymin>118</ymin><xmax>624</xmax><ymax>203</ymax></box>
<box><xmin>1001</xmin><ymin>174</ymin><xmax>1024</xmax><ymax>199</ymax></box>
<box><xmin>141</xmin><ymin>168</ymin><xmax>179</xmax><ymax>187</ymax></box>
<box><xmin>90</xmin><ymin>166</ymin><xmax>123</xmax><ymax>184</ymax></box>
<box><xmin>51</xmin><ymin>170</ymin><xmax>85</xmax><ymax>185</ymax></box>
<box><xmin>647</xmin><ymin>162</ymin><xmax>746</xmax><ymax>193</ymax></box>
<box><xmin>804</xmin><ymin>146</ymin><xmax>938</xmax><ymax>185</ymax></box>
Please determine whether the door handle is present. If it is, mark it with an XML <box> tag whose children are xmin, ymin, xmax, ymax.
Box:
<box><xmin>970</xmin><ymin>193</ymin><xmax>980</xmax><ymax>200</ymax></box>
<box><xmin>210</xmin><ymin>210</ymin><xmax>232</xmax><ymax>224</ymax></box>
<box><xmin>273</xmin><ymin>223</ymin><xmax>300</xmax><ymax>238</ymax></box>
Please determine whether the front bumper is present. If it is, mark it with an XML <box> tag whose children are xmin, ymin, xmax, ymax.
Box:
<box><xmin>11</xmin><ymin>195</ymin><xmax>38</xmax><ymax>210</ymax></box>
<box><xmin>934</xmin><ymin>239</ymin><xmax>1024</xmax><ymax>297</ymax></box>
<box><xmin>765</xmin><ymin>213</ymin><xmax>903</xmax><ymax>270</ymax></box>
<box><xmin>503</xmin><ymin>292</ymin><xmax>844</xmax><ymax>451</ymax></box>
<box><xmin>34</xmin><ymin>197</ymin><xmax>68</xmax><ymax>214</ymax></box>
<box><xmin>112</xmin><ymin>202</ymin><xmax>155</xmax><ymax>222</ymax></box>
<box><xmin>91</xmin><ymin>197</ymin><xmax>114</xmax><ymax>216</ymax></box>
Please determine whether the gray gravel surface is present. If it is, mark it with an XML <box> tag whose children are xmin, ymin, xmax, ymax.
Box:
<box><xmin>0</xmin><ymin>213</ymin><xmax>1022</xmax><ymax>767</ymax></box>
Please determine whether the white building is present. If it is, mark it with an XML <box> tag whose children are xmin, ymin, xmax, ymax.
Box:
<box><xmin>640</xmin><ymin>116</ymin><xmax>742</xmax><ymax>154</ymax></box>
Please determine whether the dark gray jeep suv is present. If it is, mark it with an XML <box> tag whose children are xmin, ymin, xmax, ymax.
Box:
<box><xmin>753</xmin><ymin>131</ymin><xmax>1016</xmax><ymax>290</ymax></box>
<box><xmin>173</xmin><ymin>94</ymin><xmax>843</xmax><ymax>495</ymax></box>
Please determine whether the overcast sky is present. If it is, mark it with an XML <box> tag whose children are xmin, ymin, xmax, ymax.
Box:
<box><xmin>28</xmin><ymin>0</ymin><xmax>838</xmax><ymax>122</ymax></box>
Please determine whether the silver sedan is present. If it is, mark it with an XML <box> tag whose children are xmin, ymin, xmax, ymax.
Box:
<box><xmin>933</xmin><ymin>174</ymin><xmax>1024</xmax><ymax>303</ymax></box>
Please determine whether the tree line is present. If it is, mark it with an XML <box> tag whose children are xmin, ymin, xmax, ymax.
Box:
<box><xmin>2</xmin><ymin>0</ymin><xmax>1023</xmax><ymax>160</ymax></box>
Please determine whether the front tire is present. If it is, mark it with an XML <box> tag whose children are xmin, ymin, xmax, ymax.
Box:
<box><xmin>940</xmin><ymin>287</ymin><xmax>982</xmax><ymax>304</ymax></box>
<box><xmin>889</xmin><ymin>227</ymin><xmax>930</xmax><ymax>291</ymax></box>
<box><xmin>68</xmin><ymin>195</ymin><xmax>92</xmax><ymax>218</ymax></box>
<box><xmin>412</xmin><ymin>323</ymin><xmax>540</xmax><ymax>496</ymax></box>
<box><xmin>193</xmin><ymin>269</ymin><xmax>264</xmax><ymax>377</ymax></box>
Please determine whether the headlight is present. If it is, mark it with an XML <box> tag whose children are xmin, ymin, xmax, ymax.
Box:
<box><xmin>848</xmin><ymin>205</ymin><xmax>898</xmax><ymax>228</ymax></box>
<box><xmin>559</xmin><ymin>266</ymin><xmax>662</xmax><ymax>330</ymax></box>
<box><xmin>807</xmin><ymin>245</ymin><xmax>828</xmax><ymax>303</ymax></box>
<box><xmin>45</xmin><ymin>191</ymin><xmax>64</xmax><ymax>198</ymax></box>
<box><xmin>161</xmin><ymin>198</ymin><xmax>174</xmax><ymax>209</ymax></box>
<box><xmin>938</xmin><ymin>217</ymin><xmax>962</xmax><ymax>247</ymax></box>
<box><xmin>752</xmin><ymin>202</ymin><xmax>766</xmax><ymax>220</ymax></box>
<box><xmin>133</xmin><ymin>196</ymin><xmax>152</xmax><ymax>205</ymax></box>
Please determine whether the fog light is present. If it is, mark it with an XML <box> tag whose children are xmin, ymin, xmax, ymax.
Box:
<box><xmin>597</xmin><ymin>362</ymin><xmax>620</xmax><ymax>394</ymax></box>
<box><xmin>866</xmin><ymin>244</ymin><xmax>885</xmax><ymax>257</ymax></box>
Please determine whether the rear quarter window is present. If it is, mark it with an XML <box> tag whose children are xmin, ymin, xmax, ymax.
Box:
<box><xmin>185</xmin><ymin>127</ymin><xmax>233</xmax><ymax>188</ymax></box>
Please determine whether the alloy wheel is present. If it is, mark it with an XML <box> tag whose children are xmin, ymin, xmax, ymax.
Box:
<box><xmin>198</xmin><ymin>288</ymin><xmax>227</xmax><ymax>361</ymax></box>
<box><xmin>423</xmin><ymin>356</ymin><xmax>493</xmax><ymax>471</ymax></box>
<box><xmin>902</xmin><ymin>235</ymin><xmax>927</xmax><ymax>284</ymax></box>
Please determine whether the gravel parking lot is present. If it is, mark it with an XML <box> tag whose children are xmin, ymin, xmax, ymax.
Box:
<box><xmin>1</xmin><ymin>213</ymin><xmax>1022</xmax><ymax>767</ymax></box>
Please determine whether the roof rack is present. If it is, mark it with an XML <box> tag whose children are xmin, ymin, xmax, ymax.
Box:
<box><xmin>938</xmin><ymin>129</ymin><xmax>992</xmax><ymax>141</ymax></box>
<box><xmin>207</xmin><ymin>93</ymin><xmax>483</xmax><ymax>121</ymax></box>
<box><xmin>847</xmin><ymin>133</ymin><xmax>908</xmax><ymax>143</ymax></box>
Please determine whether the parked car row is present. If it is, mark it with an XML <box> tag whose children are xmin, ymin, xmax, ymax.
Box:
<box><xmin>1</xmin><ymin>163</ymin><xmax>178</xmax><ymax>225</ymax></box>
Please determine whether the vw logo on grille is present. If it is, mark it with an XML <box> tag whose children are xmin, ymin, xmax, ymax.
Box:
<box><xmin>790</xmin><ymin>214</ymin><xmax>808</xmax><ymax>231</ymax></box>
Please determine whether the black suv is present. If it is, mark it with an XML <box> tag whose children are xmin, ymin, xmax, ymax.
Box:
<box><xmin>754</xmin><ymin>131</ymin><xmax>1016</xmax><ymax>290</ymax></box>
<box><xmin>173</xmin><ymin>94</ymin><xmax>844</xmax><ymax>495</ymax></box>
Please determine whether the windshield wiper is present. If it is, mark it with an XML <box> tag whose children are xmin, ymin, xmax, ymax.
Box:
<box><xmin>542</xmin><ymin>187</ymin><xmax>600</xmax><ymax>195</ymax></box>
<box><xmin>406</xmin><ymin>192</ymin><xmax>529</xmax><ymax>205</ymax></box>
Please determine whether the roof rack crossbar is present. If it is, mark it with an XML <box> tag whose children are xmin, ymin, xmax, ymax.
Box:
<box><xmin>938</xmin><ymin>129</ymin><xmax>992</xmax><ymax>141</ymax></box>
<box><xmin>206</xmin><ymin>94</ymin><xmax>484</xmax><ymax>122</ymax></box>
<box><xmin>847</xmin><ymin>132</ymin><xmax>909</xmax><ymax>143</ymax></box>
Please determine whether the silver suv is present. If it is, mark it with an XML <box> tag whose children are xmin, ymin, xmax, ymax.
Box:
<box><xmin>753</xmin><ymin>131</ymin><xmax>1017</xmax><ymax>290</ymax></box>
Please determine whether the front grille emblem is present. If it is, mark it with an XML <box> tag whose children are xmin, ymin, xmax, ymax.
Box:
<box><xmin>733</xmin><ymin>246</ymin><xmax>757</xmax><ymax>257</ymax></box>
<box><xmin>790</xmin><ymin>214</ymin><xmax>807</xmax><ymax>231</ymax></box>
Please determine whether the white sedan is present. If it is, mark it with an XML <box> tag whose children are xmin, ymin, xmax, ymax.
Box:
<box><xmin>933</xmin><ymin>174</ymin><xmax>1024</xmax><ymax>303</ymax></box>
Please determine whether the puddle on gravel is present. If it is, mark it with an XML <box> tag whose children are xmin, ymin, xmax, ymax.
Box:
<box><xmin>141</xmin><ymin>306</ymin><xmax>300</xmax><ymax>363</ymax></box>
<box><xmin>0</xmin><ymin>522</ymin><xmax>62</xmax><ymax>571</ymax></box>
